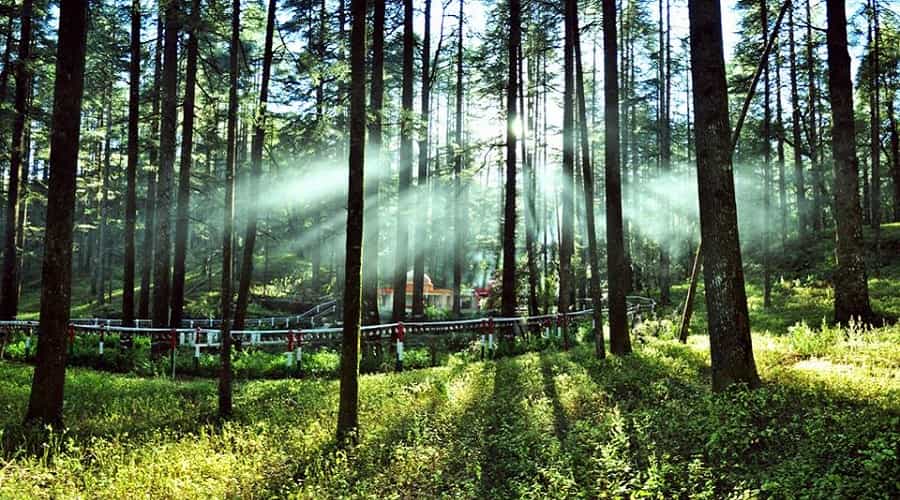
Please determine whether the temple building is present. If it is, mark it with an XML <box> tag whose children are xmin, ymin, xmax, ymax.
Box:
<box><xmin>378</xmin><ymin>271</ymin><xmax>477</xmax><ymax>314</ymax></box>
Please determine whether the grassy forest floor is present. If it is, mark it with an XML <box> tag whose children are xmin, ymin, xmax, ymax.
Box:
<box><xmin>0</xmin><ymin>226</ymin><xmax>898</xmax><ymax>498</ymax></box>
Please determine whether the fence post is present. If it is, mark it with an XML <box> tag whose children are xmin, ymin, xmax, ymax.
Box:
<box><xmin>480</xmin><ymin>320</ymin><xmax>486</xmax><ymax>361</ymax></box>
<box><xmin>99</xmin><ymin>325</ymin><xmax>105</xmax><ymax>355</ymax></box>
<box><xmin>487</xmin><ymin>316</ymin><xmax>495</xmax><ymax>358</ymax></box>
<box><xmin>67</xmin><ymin>324</ymin><xmax>75</xmax><ymax>356</ymax></box>
<box><xmin>170</xmin><ymin>329</ymin><xmax>177</xmax><ymax>378</ymax></box>
<box><xmin>194</xmin><ymin>327</ymin><xmax>202</xmax><ymax>370</ymax></box>
<box><xmin>296</xmin><ymin>330</ymin><xmax>303</xmax><ymax>374</ymax></box>
<box><xmin>395</xmin><ymin>322</ymin><xmax>405</xmax><ymax>372</ymax></box>
<box><xmin>286</xmin><ymin>330</ymin><xmax>295</xmax><ymax>369</ymax></box>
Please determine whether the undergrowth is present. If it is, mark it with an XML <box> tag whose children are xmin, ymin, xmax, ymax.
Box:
<box><xmin>1</xmin><ymin>320</ymin><xmax>897</xmax><ymax>498</ymax></box>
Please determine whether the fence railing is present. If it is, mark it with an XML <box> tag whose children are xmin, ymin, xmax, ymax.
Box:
<box><xmin>0</xmin><ymin>297</ymin><xmax>656</xmax><ymax>377</ymax></box>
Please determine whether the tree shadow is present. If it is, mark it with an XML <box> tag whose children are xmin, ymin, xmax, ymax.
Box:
<box><xmin>539</xmin><ymin>352</ymin><xmax>569</xmax><ymax>441</ymax></box>
<box><xmin>565</xmin><ymin>341</ymin><xmax>900</xmax><ymax>497</ymax></box>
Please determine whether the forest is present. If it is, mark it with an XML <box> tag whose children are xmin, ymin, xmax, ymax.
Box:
<box><xmin>0</xmin><ymin>0</ymin><xmax>898</xmax><ymax>496</ymax></box>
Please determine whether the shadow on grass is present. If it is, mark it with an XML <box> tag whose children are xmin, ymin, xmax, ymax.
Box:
<box><xmin>1</xmin><ymin>368</ymin><xmax>220</xmax><ymax>457</ymax></box>
<box><xmin>480</xmin><ymin>358</ymin><xmax>526</xmax><ymax>497</ymax></box>
<box><xmin>539</xmin><ymin>352</ymin><xmax>569</xmax><ymax>441</ymax></box>
<box><xmin>564</xmin><ymin>341</ymin><xmax>899</xmax><ymax>497</ymax></box>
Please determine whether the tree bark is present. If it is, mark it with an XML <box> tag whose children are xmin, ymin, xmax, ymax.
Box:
<box><xmin>501</xmin><ymin>0</ymin><xmax>520</xmax><ymax>318</ymax></box>
<box><xmin>806</xmin><ymin>0</ymin><xmax>823</xmax><ymax>231</ymax></box>
<box><xmin>775</xmin><ymin>34</ymin><xmax>787</xmax><ymax>248</ymax></box>
<box><xmin>788</xmin><ymin>4</ymin><xmax>808</xmax><ymax>240</ymax></box>
<box><xmin>123</xmin><ymin>0</ymin><xmax>140</xmax><ymax>326</ymax></box>
<box><xmin>412</xmin><ymin>0</ymin><xmax>432</xmax><ymax>318</ymax></box>
<box><xmin>24</xmin><ymin>0</ymin><xmax>88</xmax><ymax>427</ymax></box>
<box><xmin>825</xmin><ymin>0</ymin><xmax>873</xmax><ymax>324</ymax></box>
<box><xmin>0</xmin><ymin>0</ymin><xmax>32</xmax><ymax>320</ymax></box>
<box><xmin>521</xmin><ymin>46</ymin><xmax>539</xmax><ymax>318</ymax></box>
<box><xmin>170</xmin><ymin>0</ymin><xmax>202</xmax><ymax>327</ymax></box>
<box><xmin>337</xmin><ymin>0</ymin><xmax>366</xmax><ymax>445</ymax></box>
<box><xmin>234</xmin><ymin>0</ymin><xmax>277</xmax><ymax>330</ymax></box>
<box><xmin>574</xmin><ymin>6</ymin><xmax>604</xmax><ymax>358</ymax></box>
<box><xmin>559</xmin><ymin>0</ymin><xmax>575</xmax><ymax>323</ymax></box>
<box><xmin>153</xmin><ymin>1</ymin><xmax>180</xmax><ymax>326</ymax></box>
<box><xmin>97</xmin><ymin>95</ymin><xmax>112</xmax><ymax>305</ymax></box>
<box><xmin>688</xmin><ymin>0</ymin><xmax>759</xmax><ymax>390</ymax></box>
<box><xmin>762</xmin><ymin>0</ymin><xmax>772</xmax><ymax>309</ymax></box>
<box><xmin>868</xmin><ymin>1</ymin><xmax>880</xmax><ymax>269</ymax></box>
<box><xmin>219</xmin><ymin>0</ymin><xmax>240</xmax><ymax>418</ymax></box>
<box><xmin>890</xmin><ymin>94</ymin><xmax>899</xmax><ymax>222</ymax></box>
<box><xmin>362</xmin><ymin>0</ymin><xmax>385</xmax><ymax>325</ymax></box>
<box><xmin>452</xmin><ymin>0</ymin><xmax>464</xmax><ymax>318</ymax></box>
<box><xmin>602</xmin><ymin>0</ymin><xmax>630</xmax><ymax>355</ymax></box>
<box><xmin>392</xmin><ymin>0</ymin><xmax>413</xmax><ymax>321</ymax></box>
<box><xmin>139</xmin><ymin>15</ymin><xmax>163</xmax><ymax>320</ymax></box>
<box><xmin>658</xmin><ymin>0</ymin><xmax>672</xmax><ymax>306</ymax></box>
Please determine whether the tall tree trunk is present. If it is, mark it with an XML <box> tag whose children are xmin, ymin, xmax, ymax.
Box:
<box><xmin>825</xmin><ymin>0</ymin><xmax>873</xmax><ymax>324</ymax></box>
<box><xmin>0</xmin><ymin>0</ymin><xmax>32</xmax><ymax>320</ymax></box>
<box><xmin>762</xmin><ymin>0</ymin><xmax>772</xmax><ymax>309</ymax></box>
<box><xmin>890</xmin><ymin>94</ymin><xmax>900</xmax><ymax>222</ymax></box>
<box><xmin>412</xmin><ymin>0</ymin><xmax>432</xmax><ymax>318</ymax></box>
<box><xmin>392</xmin><ymin>0</ymin><xmax>413</xmax><ymax>321</ymax></box>
<box><xmin>362</xmin><ymin>0</ymin><xmax>385</xmax><ymax>325</ymax></box>
<box><xmin>337</xmin><ymin>0</ymin><xmax>366</xmax><ymax>445</ymax></box>
<box><xmin>688</xmin><ymin>0</ymin><xmax>759</xmax><ymax>390</ymax></box>
<box><xmin>139</xmin><ymin>15</ymin><xmax>163</xmax><ymax>320</ymax></box>
<box><xmin>0</xmin><ymin>18</ymin><xmax>13</xmax><ymax>229</ymax></box>
<box><xmin>234</xmin><ymin>0</ymin><xmax>277</xmax><ymax>330</ymax></box>
<box><xmin>559</xmin><ymin>0</ymin><xmax>575</xmax><ymax>322</ymax></box>
<box><xmin>806</xmin><ymin>0</ymin><xmax>823</xmax><ymax>232</ymax></box>
<box><xmin>775</xmin><ymin>35</ymin><xmax>787</xmax><ymax>247</ymax></box>
<box><xmin>23</xmin><ymin>0</ymin><xmax>88</xmax><ymax>427</ymax></box>
<box><xmin>123</xmin><ymin>0</ymin><xmax>140</xmax><ymax>326</ymax></box>
<box><xmin>659</xmin><ymin>0</ymin><xmax>672</xmax><ymax>306</ymax></box>
<box><xmin>15</xmin><ymin>118</ymin><xmax>28</xmax><ymax>301</ymax></box>
<box><xmin>170</xmin><ymin>0</ymin><xmax>202</xmax><ymax>327</ymax></box>
<box><xmin>452</xmin><ymin>0</ymin><xmax>464</xmax><ymax>318</ymax></box>
<box><xmin>501</xmin><ymin>0</ymin><xmax>520</xmax><ymax>318</ymax></box>
<box><xmin>219</xmin><ymin>0</ymin><xmax>240</xmax><ymax>418</ymax></box>
<box><xmin>603</xmin><ymin>0</ymin><xmax>630</xmax><ymax>355</ymax></box>
<box><xmin>788</xmin><ymin>4</ymin><xmax>807</xmax><ymax>240</ymax></box>
<box><xmin>310</xmin><ymin>0</ymin><xmax>326</xmax><ymax>296</ymax></box>
<box><xmin>868</xmin><ymin>1</ymin><xmax>880</xmax><ymax>270</ymax></box>
<box><xmin>97</xmin><ymin>96</ymin><xmax>112</xmax><ymax>305</ymax></box>
<box><xmin>521</xmin><ymin>46</ymin><xmax>539</xmax><ymax>317</ymax></box>
<box><xmin>574</xmin><ymin>6</ymin><xmax>604</xmax><ymax>358</ymax></box>
<box><xmin>153</xmin><ymin>2</ymin><xmax>179</xmax><ymax>326</ymax></box>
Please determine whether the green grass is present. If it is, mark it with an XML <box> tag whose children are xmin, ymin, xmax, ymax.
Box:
<box><xmin>1</xmin><ymin>225</ymin><xmax>898</xmax><ymax>497</ymax></box>
<box><xmin>1</xmin><ymin>321</ymin><xmax>898</xmax><ymax>498</ymax></box>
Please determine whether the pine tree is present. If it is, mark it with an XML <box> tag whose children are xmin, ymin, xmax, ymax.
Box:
<box><xmin>687</xmin><ymin>0</ymin><xmax>759</xmax><ymax>390</ymax></box>
<box><xmin>219</xmin><ymin>0</ymin><xmax>241</xmax><ymax>418</ymax></box>
<box><xmin>123</xmin><ymin>0</ymin><xmax>140</xmax><ymax>326</ymax></box>
<box><xmin>152</xmin><ymin>0</ymin><xmax>180</xmax><ymax>327</ymax></box>
<box><xmin>825</xmin><ymin>0</ymin><xmax>873</xmax><ymax>324</ymax></box>
<box><xmin>412</xmin><ymin>0</ymin><xmax>433</xmax><ymax>318</ymax></box>
<box><xmin>171</xmin><ymin>0</ymin><xmax>202</xmax><ymax>327</ymax></box>
<box><xmin>234</xmin><ymin>0</ymin><xmax>278</xmax><ymax>330</ymax></box>
<box><xmin>337</xmin><ymin>0</ymin><xmax>367</xmax><ymax>445</ymax></box>
<box><xmin>452</xmin><ymin>0</ymin><xmax>465</xmax><ymax>318</ymax></box>
<box><xmin>501</xmin><ymin>0</ymin><xmax>520</xmax><ymax>318</ymax></box>
<box><xmin>0</xmin><ymin>0</ymin><xmax>33</xmax><ymax>320</ymax></box>
<box><xmin>362</xmin><ymin>0</ymin><xmax>385</xmax><ymax>326</ymax></box>
<box><xmin>392</xmin><ymin>0</ymin><xmax>413</xmax><ymax>322</ymax></box>
<box><xmin>603</xmin><ymin>0</ymin><xmax>630</xmax><ymax>355</ymax></box>
<box><xmin>24</xmin><ymin>0</ymin><xmax>89</xmax><ymax>427</ymax></box>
